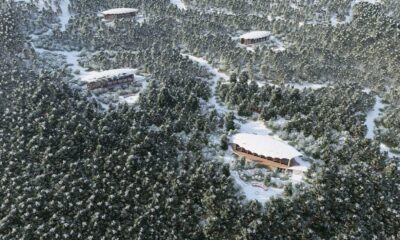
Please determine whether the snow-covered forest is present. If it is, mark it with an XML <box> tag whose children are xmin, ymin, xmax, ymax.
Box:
<box><xmin>0</xmin><ymin>0</ymin><xmax>399</xmax><ymax>239</ymax></box>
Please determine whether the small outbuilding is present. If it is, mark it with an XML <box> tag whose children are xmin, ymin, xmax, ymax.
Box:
<box><xmin>82</xmin><ymin>69</ymin><xmax>135</xmax><ymax>91</ymax></box>
<box><xmin>239</xmin><ymin>31</ymin><xmax>270</xmax><ymax>45</ymax></box>
<box><xmin>101</xmin><ymin>8</ymin><xmax>139</xmax><ymax>21</ymax></box>
<box><xmin>231</xmin><ymin>133</ymin><xmax>302</xmax><ymax>170</ymax></box>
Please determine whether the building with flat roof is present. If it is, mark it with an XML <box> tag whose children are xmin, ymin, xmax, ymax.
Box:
<box><xmin>240</xmin><ymin>31</ymin><xmax>270</xmax><ymax>45</ymax></box>
<box><xmin>231</xmin><ymin>133</ymin><xmax>302</xmax><ymax>170</ymax></box>
<box><xmin>82</xmin><ymin>69</ymin><xmax>135</xmax><ymax>91</ymax></box>
<box><xmin>101</xmin><ymin>8</ymin><xmax>138</xmax><ymax>21</ymax></box>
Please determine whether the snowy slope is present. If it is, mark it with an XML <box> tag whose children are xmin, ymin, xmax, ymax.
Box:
<box><xmin>59</xmin><ymin>0</ymin><xmax>71</xmax><ymax>31</ymax></box>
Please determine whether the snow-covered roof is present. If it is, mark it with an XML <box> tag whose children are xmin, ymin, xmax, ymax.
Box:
<box><xmin>232</xmin><ymin>133</ymin><xmax>302</xmax><ymax>160</ymax></box>
<box><xmin>81</xmin><ymin>68</ymin><xmax>135</xmax><ymax>83</ymax></box>
<box><xmin>240</xmin><ymin>31</ymin><xmax>270</xmax><ymax>39</ymax></box>
<box><xmin>101</xmin><ymin>8</ymin><xmax>139</xmax><ymax>15</ymax></box>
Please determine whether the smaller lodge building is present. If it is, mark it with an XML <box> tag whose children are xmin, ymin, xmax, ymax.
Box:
<box><xmin>232</xmin><ymin>133</ymin><xmax>304</xmax><ymax>171</ymax></box>
<box><xmin>82</xmin><ymin>69</ymin><xmax>135</xmax><ymax>91</ymax></box>
<box><xmin>240</xmin><ymin>31</ymin><xmax>270</xmax><ymax>45</ymax></box>
<box><xmin>101</xmin><ymin>8</ymin><xmax>139</xmax><ymax>21</ymax></box>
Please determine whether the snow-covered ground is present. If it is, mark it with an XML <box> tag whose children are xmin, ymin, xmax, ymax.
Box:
<box><xmin>359</xmin><ymin>90</ymin><xmax>400</xmax><ymax>161</ymax></box>
<box><xmin>365</xmin><ymin>96</ymin><xmax>384</xmax><ymax>139</ymax></box>
<box><xmin>361</xmin><ymin>93</ymin><xmax>399</xmax><ymax>160</ymax></box>
<box><xmin>182</xmin><ymin>54</ymin><xmax>229</xmax><ymax>111</ymax></box>
<box><xmin>380</xmin><ymin>144</ymin><xmax>400</xmax><ymax>159</ymax></box>
<box><xmin>239</xmin><ymin>120</ymin><xmax>272</xmax><ymax>136</ymax></box>
<box><xmin>170</xmin><ymin>0</ymin><xmax>187</xmax><ymax>10</ymax></box>
<box><xmin>204</xmin><ymin>8</ymin><xmax>235</xmax><ymax>16</ymax></box>
<box><xmin>136</xmin><ymin>15</ymin><xmax>146</xmax><ymax>24</ymax></box>
<box><xmin>290</xmin><ymin>3</ymin><xmax>299</xmax><ymax>10</ymax></box>
<box><xmin>231</xmin><ymin>171</ymin><xmax>284</xmax><ymax>202</ymax></box>
<box><xmin>330</xmin><ymin>0</ymin><xmax>356</xmax><ymax>26</ymax></box>
<box><xmin>287</xmin><ymin>82</ymin><xmax>328</xmax><ymax>90</ymax></box>
<box><xmin>270</xmin><ymin>36</ymin><xmax>285</xmax><ymax>52</ymax></box>
<box><xmin>119</xmin><ymin>76</ymin><xmax>147</xmax><ymax>105</ymax></box>
<box><xmin>62</xmin><ymin>51</ymin><xmax>86</xmax><ymax>75</ymax></box>
<box><xmin>259</xmin><ymin>81</ymin><xmax>328</xmax><ymax>91</ymax></box>
<box><xmin>59</xmin><ymin>0</ymin><xmax>71</xmax><ymax>31</ymax></box>
<box><xmin>34</xmin><ymin>48</ymin><xmax>86</xmax><ymax>77</ymax></box>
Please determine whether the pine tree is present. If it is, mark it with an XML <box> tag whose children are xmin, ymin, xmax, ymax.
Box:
<box><xmin>224</xmin><ymin>112</ymin><xmax>235</xmax><ymax>131</ymax></box>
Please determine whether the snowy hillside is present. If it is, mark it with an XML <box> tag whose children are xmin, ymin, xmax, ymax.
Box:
<box><xmin>1</xmin><ymin>0</ymin><xmax>400</xmax><ymax>239</ymax></box>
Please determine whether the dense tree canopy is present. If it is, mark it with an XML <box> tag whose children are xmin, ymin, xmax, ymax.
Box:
<box><xmin>1</xmin><ymin>0</ymin><xmax>399</xmax><ymax>239</ymax></box>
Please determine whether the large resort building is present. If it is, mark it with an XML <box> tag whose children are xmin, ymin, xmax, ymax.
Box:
<box><xmin>82</xmin><ymin>69</ymin><xmax>135</xmax><ymax>91</ymax></box>
<box><xmin>232</xmin><ymin>133</ymin><xmax>304</xmax><ymax>171</ymax></box>
<box><xmin>240</xmin><ymin>31</ymin><xmax>271</xmax><ymax>45</ymax></box>
<box><xmin>101</xmin><ymin>8</ymin><xmax>139</xmax><ymax>21</ymax></box>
